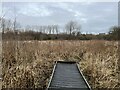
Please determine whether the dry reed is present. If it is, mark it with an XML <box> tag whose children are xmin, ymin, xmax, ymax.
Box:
<box><xmin>2</xmin><ymin>40</ymin><xmax>119</xmax><ymax>89</ymax></box>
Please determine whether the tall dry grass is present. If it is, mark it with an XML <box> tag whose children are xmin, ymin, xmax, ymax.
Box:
<box><xmin>2</xmin><ymin>40</ymin><xmax>119</xmax><ymax>89</ymax></box>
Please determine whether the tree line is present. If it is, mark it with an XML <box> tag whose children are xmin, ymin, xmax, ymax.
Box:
<box><xmin>1</xmin><ymin>18</ymin><xmax>120</xmax><ymax>41</ymax></box>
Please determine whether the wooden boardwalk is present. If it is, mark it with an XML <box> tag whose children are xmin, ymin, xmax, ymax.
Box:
<box><xmin>47</xmin><ymin>61</ymin><xmax>91</xmax><ymax>90</ymax></box>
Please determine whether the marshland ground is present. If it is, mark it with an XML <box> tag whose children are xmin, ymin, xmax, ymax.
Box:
<box><xmin>2</xmin><ymin>40</ymin><xmax>120</xmax><ymax>89</ymax></box>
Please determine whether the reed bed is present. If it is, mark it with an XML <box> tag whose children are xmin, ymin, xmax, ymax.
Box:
<box><xmin>2</xmin><ymin>40</ymin><xmax>119</xmax><ymax>89</ymax></box>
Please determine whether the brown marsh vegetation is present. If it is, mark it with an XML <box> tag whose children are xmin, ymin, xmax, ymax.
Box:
<box><xmin>2</xmin><ymin>40</ymin><xmax>120</xmax><ymax>89</ymax></box>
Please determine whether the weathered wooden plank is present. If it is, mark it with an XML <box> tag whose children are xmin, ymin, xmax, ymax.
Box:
<box><xmin>47</xmin><ymin>61</ymin><xmax>91</xmax><ymax>90</ymax></box>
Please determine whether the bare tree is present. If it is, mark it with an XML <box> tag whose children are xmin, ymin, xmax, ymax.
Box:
<box><xmin>6</xmin><ymin>19</ymin><xmax>12</xmax><ymax>32</ymax></box>
<box><xmin>38</xmin><ymin>26</ymin><xmax>42</xmax><ymax>33</ymax></box>
<box><xmin>1</xmin><ymin>18</ymin><xmax>5</xmax><ymax>34</ymax></box>
<box><xmin>1</xmin><ymin>3</ymin><xmax>10</xmax><ymax>34</ymax></box>
<box><xmin>52</xmin><ymin>25</ymin><xmax>55</xmax><ymax>34</ymax></box>
<box><xmin>54</xmin><ymin>25</ymin><xmax>59</xmax><ymax>34</ymax></box>
<box><xmin>25</xmin><ymin>25</ymin><xmax>30</xmax><ymax>31</ymax></box>
<box><xmin>65</xmin><ymin>21</ymin><xmax>81</xmax><ymax>35</ymax></box>
<box><xmin>13</xmin><ymin>19</ymin><xmax>21</xmax><ymax>35</ymax></box>
<box><xmin>42</xmin><ymin>26</ymin><xmax>46</xmax><ymax>33</ymax></box>
<box><xmin>109</xmin><ymin>26</ymin><xmax>120</xmax><ymax>40</ymax></box>
<box><xmin>1</xmin><ymin>19</ymin><xmax>13</xmax><ymax>33</ymax></box>
<box><xmin>47</xmin><ymin>25</ymin><xmax>52</xmax><ymax>34</ymax></box>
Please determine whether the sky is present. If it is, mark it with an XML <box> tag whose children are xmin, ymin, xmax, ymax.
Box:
<box><xmin>1</xmin><ymin>2</ymin><xmax>118</xmax><ymax>34</ymax></box>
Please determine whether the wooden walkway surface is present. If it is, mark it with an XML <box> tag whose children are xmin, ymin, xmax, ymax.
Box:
<box><xmin>47</xmin><ymin>61</ymin><xmax>91</xmax><ymax>90</ymax></box>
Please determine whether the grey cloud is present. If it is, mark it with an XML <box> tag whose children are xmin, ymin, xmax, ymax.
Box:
<box><xmin>2</xmin><ymin>2</ymin><xmax>118</xmax><ymax>34</ymax></box>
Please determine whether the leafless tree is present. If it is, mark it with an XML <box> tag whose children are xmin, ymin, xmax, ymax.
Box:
<box><xmin>39</xmin><ymin>26</ymin><xmax>42</xmax><ymax>33</ymax></box>
<box><xmin>1</xmin><ymin>18</ymin><xmax>5</xmax><ymax>34</ymax></box>
<box><xmin>47</xmin><ymin>25</ymin><xmax>52</xmax><ymax>34</ymax></box>
<box><xmin>42</xmin><ymin>26</ymin><xmax>46</xmax><ymax>33</ymax></box>
<box><xmin>65</xmin><ymin>21</ymin><xmax>81</xmax><ymax>35</ymax></box>
<box><xmin>52</xmin><ymin>25</ymin><xmax>55</xmax><ymax>34</ymax></box>
<box><xmin>6</xmin><ymin>19</ymin><xmax>12</xmax><ymax>32</ymax></box>
<box><xmin>1</xmin><ymin>18</ymin><xmax>14</xmax><ymax>33</ymax></box>
<box><xmin>54</xmin><ymin>25</ymin><xmax>59</xmax><ymax>34</ymax></box>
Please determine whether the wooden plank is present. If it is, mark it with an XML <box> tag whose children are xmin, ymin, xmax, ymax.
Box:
<box><xmin>47</xmin><ymin>61</ymin><xmax>91</xmax><ymax>90</ymax></box>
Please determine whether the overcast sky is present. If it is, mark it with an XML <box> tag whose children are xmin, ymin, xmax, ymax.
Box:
<box><xmin>1</xmin><ymin>2</ymin><xmax>118</xmax><ymax>34</ymax></box>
